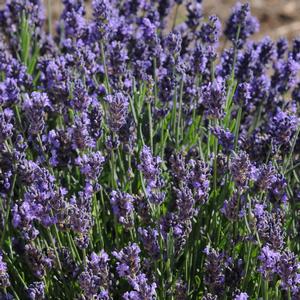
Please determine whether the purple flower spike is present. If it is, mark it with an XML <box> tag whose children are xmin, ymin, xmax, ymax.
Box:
<box><xmin>203</xmin><ymin>246</ymin><xmax>225</xmax><ymax>296</ymax></box>
<box><xmin>123</xmin><ymin>273</ymin><xmax>156</xmax><ymax>300</ymax></box>
<box><xmin>211</xmin><ymin>126</ymin><xmax>235</xmax><ymax>153</ymax></box>
<box><xmin>224</xmin><ymin>2</ymin><xmax>259</xmax><ymax>48</ymax></box>
<box><xmin>234</xmin><ymin>292</ymin><xmax>249</xmax><ymax>300</ymax></box>
<box><xmin>75</xmin><ymin>151</ymin><xmax>105</xmax><ymax>181</ymax></box>
<box><xmin>201</xmin><ymin>78</ymin><xmax>226</xmax><ymax>119</ymax></box>
<box><xmin>112</xmin><ymin>243</ymin><xmax>141</xmax><ymax>281</ymax></box>
<box><xmin>79</xmin><ymin>250</ymin><xmax>110</xmax><ymax>299</ymax></box>
<box><xmin>138</xmin><ymin>145</ymin><xmax>165</xmax><ymax>204</ymax></box>
<box><xmin>110</xmin><ymin>190</ymin><xmax>135</xmax><ymax>228</ymax></box>
<box><xmin>27</xmin><ymin>281</ymin><xmax>45</xmax><ymax>300</ymax></box>
<box><xmin>230</xmin><ymin>151</ymin><xmax>254</xmax><ymax>190</ymax></box>
<box><xmin>258</xmin><ymin>245</ymin><xmax>280</xmax><ymax>280</ymax></box>
<box><xmin>0</xmin><ymin>252</ymin><xmax>10</xmax><ymax>288</ymax></box>
<box><xmin>199</xmin><ymin>15</ymin><xmax>221</xmax><ymax>45</ymax></box>
<box><xmin>106</xmin><ymin>92</ymin><xmax>129</xmax><ymax>133</ymax></box>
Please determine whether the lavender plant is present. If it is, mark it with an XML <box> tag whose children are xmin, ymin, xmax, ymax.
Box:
<box><xmin>0</xmin><ymin>0</ymin><xmax>300</xmax><ymax>299</ymax></box>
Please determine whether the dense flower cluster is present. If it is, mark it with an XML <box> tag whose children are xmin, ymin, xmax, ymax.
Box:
<box><xmin>0</xmin><ymin>0</ymin><xmax>299</xmax><ymax>299</ymax></box>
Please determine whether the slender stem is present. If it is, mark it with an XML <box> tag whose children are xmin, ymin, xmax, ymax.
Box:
<box><xmin>234</xmin><ymin>107</ymin><xmax>242</xmax><ymax>150</ymax></box>
<box><xmin>263</xmin><ymin>279</ymin><xmax>269</xmax><ymax>300</ymax></box>
<box><xmin>148</xmin><ymin>102</ymin><xmax>154</xmax><ymax>151</ymax></box>
<box><xmin>100</xmin><ymin>42</ymin><xmax>111</xmax><ymax>94</ymax></box>
<box><xmin>176</xmin><ymin>78</ymin><xmax>184</xmax><ymax>147</ymax></box>
<box><xmin>47</xmin><ymin>230</ymin><xmax>62</xmax><ymax>271</ymax></box>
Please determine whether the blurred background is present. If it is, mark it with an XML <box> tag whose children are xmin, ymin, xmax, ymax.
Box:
<box><xmin>201</xmin><ymin>0</ymin><xmax>300</xmax><ymax>40</ymax></box>
<box><xmin>0</xmin><ymin>0</ymin><xmax>299</xmax><ymax>40</ymax></box>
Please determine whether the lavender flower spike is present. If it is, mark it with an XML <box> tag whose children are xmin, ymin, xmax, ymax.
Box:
<box><xmin>110</xmin><ymin>190</ymin><xmax>135</xmax><ymax>228</ymax></box>
<box><xmin>0</xmin><ymin>252</ymin><xmax>10</xmax><ymax>288</ymax></box>
<box><xmin>106</xmin><ymin>92</ymin><xmax>129</xmax><ymax>133</ymax></box>
<box><xmin>234</xmin><ymin>292</ymin><xmax>249</xmax><ymax>300</ymax></box>
<box><xmin>201</xmin><ymin>78</ymin><xmax>226</xmax><ymax>119</ymax></box>
<box><xmin>112</xmin><ymin>243</ymin><xmax>141</xmax><ymax>281</ymax></box>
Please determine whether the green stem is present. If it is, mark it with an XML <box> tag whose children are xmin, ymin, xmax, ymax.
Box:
<box><xmin>234</xmin><ymin>107</ymin><xmax>242</xmax><ymax>150</ymax></box>
<box><xmin>263</xmin><ymin>279</ymin><xmax>269</xmax><ymax>300</ymax></box>
<box><xmin>176</xmin><ymin>78</ymin><xmax>184</xmax><ymax>147</ymax></box>
<box><xmin>148</xmin><ymin>102</ymin><xmax>154</xmax><ymax>152</ymax></box>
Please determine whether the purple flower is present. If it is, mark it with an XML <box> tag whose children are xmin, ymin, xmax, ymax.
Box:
<box><xmin>112</xmin><ymin>243</ymin><xmax>141</xmax><ymax>280</ymax></box>
<box><xmin>199</xmin><ymin>15</ymin><xmax>221</xmax><ymax>45</ymax></box>
<box><xmin>0</xmin><ymin>108</ymin><xmax>14</xmax><ymax>144</ymax></box>
<box><xmin>69</xmin><ymin>112</ymin><xmax>95</xmax><ymax>150</ymax></box>
<box><xmin>233</xmin><ymin>82</ymin><xmax>251</xmax><ymax>106</ymax></box>
<box><xmin>110</xmin><ymin>190</ymin><xmax>135</xmax><ymax>228</ymax></box>
<box><xmin>268</xmin><ymin>173</ymin><xmax>288</xmax><ymax>204</ymax></box>
<box><xmin>254</xmin><ymin>162</ymin><xmax>277</xmax><ymax>192</ymax></box>
<box><xmin>138</xmin><ymin>227</ymin><xmax>160</xmax><ymax>258</ymax></box>
<box><xmin>174</xmin><ymin>279</ymin><xmax>188</xmax><ymax>300</ymax></box>
<box><xmin>24</xmin><ymin>244</ymin><xmax>53</xmax><ymax>279</ymax></box>
<box><xmin>75</xmin><ymin>151</ymin><xmax>105</xmax><ymax>181</ymax></box>
<box><xmin>276</xmin><ymin>37</ymin><xmax>288</xmax><ymax>59</ymax></box>
<box><xmin>291</xmin><ymin>37</ymin><xmax>300</xmax><ymax>63</ymax></box>
<box><xmin>254</xmin><ymin>204</ymin><xmax>285</xmax><ymax>249</ymax></box>
<box><xmin>118</xmin><ymin>118</ymin><xmax>137</xmax><ymax>154</ymax></box>
<box><xmin>69</xmin><ymin>187</ymin><xmax>95</xmax><ymax>249</ymax></box>
<box><xmin>23</xmin><ymin>92</ymin><xmax>51</xmax><ymax>135</ymax></box>
<box><xmin>157</xmin><ymin>0</ymin><xmax>173</xmax><ymax>20</ymax></box>
<box><xmin>60</xmin><ymin>0</ymin><xmax>86</xmax><ymax>38</ymax></box>
<box><xmin>108</xmin><ymin>40</ymin><xmax>129</xmax><ymax>76</ymax></box>
<box><xmin>258</xmin><ymin>245</ymin><xmax>280</xmax><ymax>280</ymax></box>
<box><xmin>201</xmin><ymin>78</ymin><xmax>226</xmax><ymax>119</ymax></box>
<box><xmin>106</xmin><ymin>92</ymin><xmax>129</xmax><ymax>133</ymax></box>
<box><xmin>38</xmin><ymin>55</ymin><xmax>69</xmax><ymax>101</ymax></box>
<box><xmin>69</xmin><ymin>79</ymin><xmax>91</xmax><ymax>111</ymax></box>
<box><xmin>191</xmin><ymin>43</ymin><xmax>209</xmax><ymax>75</ymax></box>
<box><xmin>216</xmin><ymin>48</ymin><xmax>235</xmax><ymax>78</ymax></box>
<box><xmin>174</xmin><ymin>185</ymin><xmax>197</xmax><ymax>220</ymax></box>
<box><xmin>136</xmin><ymin>18</ymin><xmax>159</xmax><ymax>51</ymax></box>
<box><xmin>90</xmin><ymin>0</ymin><xmax>112</xmax><ymax>41</ymax></box>
<box><xmin>235</xmin><ymin>42</ymin><xmax>259</xmax><ymax>82</ymax></box>
<box><xmin>248</xmin><ymin>75</ymin><xmax>270</xmax><ymax>110</ymax></box>
<box><xmin>268</xmin><ymin>109</ymin><xmax>298</xmax><ymax>146</ymax></box>
<box><xmin>13</xmin><ymin>165</ymin><xmax>63</xmax><ymax>237</ymax></box>
<box><xmin>230</xmin><ymin>151</ymin><xmax>254</xmax><ymax>190</ymax></box>
<box><xmin>221</xmin><ymin>193</ymin><xmax>244</xmax><ymax>221</ymax></box>
<box><xmin>203</xmin><ymin>246</ymin><xmax>225</xmax><ymax>296</ymax></box>
<box><xmin>123</xmin><ymin>273</ymin><xmax>156</xmax><ymax>300</ymax></box>
<box><xmin>187</xmin><ymin>159</ymin><xmax>210</xmax><ymax>203</ymax></box>
<box><xmin>3</xmin><ymin>0</ymin><xmax>45</xmax><ymax>36</ymax></box>
<box><xmin>255</xmin><ymin>36</ymin><xmax>276</xmax><ymax>72</ymax></box>
<box><xmin>27</xmin><ymin>281</ymin><xmax>45</xmax><ymax>300</ymax></box>
<box><xmin>169</xmin><ymin>152</ymin><xmax>188</xmax><ymax>182</ymax></box>
<box><xmin>138</xmin><ymin>146</ymin><xmax>165</xmax><ymax>204</ymax></box>
<box><xmin>234</xmin><ymin>292</ymin><xmax>249</xmax><ymax>300</ymax></box>
<box><xmin>79</xmin><ymin>250</ymin><xmax>110</xmax><ymax>299</ymax></box>
<box><xmin>224</xmin><ymin>2</ymin><xmax>259</xmax><ymax>48</ymax></box>
<box><xmin>211</xmin><ymin>126</ymin><xmax>235</xmax><ymax>153</ymax></box>
<box><xmin>165</xmin><ymin>32</ymin><xmax>182</xmax><ymax>56</ymax></box>
<box><xmin>271</xmin><ymin>56</ymin><xmax>299</xmax><ymax>94</ymax></box>
<box><xmin>185</xmin><ymin>1</ymin><xmax>202</xmax><ymax>31</ymax></box>
<box><xmin>277</xmin><ymin>250</ymin><xmax>300</xmax><ymax>293</ymax></box>
<box><xmin>0</xmin><ymin>78</ymin><xmax>20</xmax><ymax>106</ymax></box>
<box><xmin>0</xmin><ymin>252</ymin><xmax>10</xmax><ymax>288</ymax></box>
<box><xmin>88</xmin><ymin>102</ymin><xmax>103</xmax><ymax>140</ymax></box>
